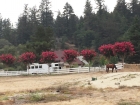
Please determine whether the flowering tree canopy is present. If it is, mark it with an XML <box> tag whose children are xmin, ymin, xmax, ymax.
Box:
<box><xmin>40</xmin><ymin>51</ymin><xmax>57</xmax><ymax>63</ymax></box>
<box><xmin>0</xmin><ymin>54</ymin><xmax>15</xmax><ymax>66</ymax></box>
<box><xmin>63</xmin><ymin>49</ymin><xmax>78</xmax><ymax>64</ymax></box>
<box><xmin>98</xmin><ymin>44</ymin><xmax>114</xmax><ymax>59</ymax></box>
<box><xmin>114</xmin><ymin>41</ymin><xmax>135</xmax><ymax>56</ymax></box>
<box><xmin>80</xmin><ymin>49</ymin><xmax>96</xmax><ymax>62</ymax></box>
<box><xmin>113</xmin><ymin>41</ymin><xmax>135</xmax><ymax>64</ymax></box>
<box><xmin>19</xmin><ymin>52</ymin><xmax>36</xmax><ymax>64</ymax></box>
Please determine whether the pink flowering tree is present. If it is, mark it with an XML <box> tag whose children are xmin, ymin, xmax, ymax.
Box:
<box><xmin>40</xmin><ymin>51</ymin><xmax>57</xmax><ymax>74</ymax></box>
<box><xmin>0</xmin><ymin>54</ymin><xmax>16</xmax><ymax>70</ymax></box>
<box><xmin>80</xmin><ymin>49</ymin><xmax>96</xmax><ymax>71</ymax></box>
<box><xmin>63</xmin><ymin>49</ymin><xmax>78</xmax><ymax>67</ymax></box>
<box><xmin>40</xmin><ymin>51</ymin><xmax>57</xmax><ymax>63</ymax></box>
<box><xmin>113</xmin><ymin>41</ymin><xmax>135</xmax><ymax>64</ymax></box>
<box><xmin>98</xmin><ymin>44</ymin><xmax>115</xmax><ymax>63</ymax></box>
<box><xmin>19</xmin><ymin>52</ymin><xmax>36</xmax><ymax>74</ymax></box>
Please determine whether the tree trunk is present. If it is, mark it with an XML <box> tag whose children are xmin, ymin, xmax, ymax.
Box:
<box><xmin>122</xmin><ymin>54</ymin><xmax>125</xmax><ymax>68</ymax></box>
<box><xmin>48</xmin><ymin>63</ymin><xmax>50</xmax><ymax>74</ymax></box>
<box><xmin>122</xmin><ymin>56</ymin><xmax>125</xmax><ymax>68</ymax></box>
<box><xmin>88</xmin><ymin>61</ymin><xmax>90</xmax><ymax>72</ymax></box>
<box><xmin>27</xmin><ymin>64</ymin><xmax>29</xmax><ymax>75</ymax></box>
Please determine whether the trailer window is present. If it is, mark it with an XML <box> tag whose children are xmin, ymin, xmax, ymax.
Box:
<box><xmin>39</xmin><ymin>65</ymin><xmax>42</xmax><ymax>68</ymax></box>
<box><xmin>55</xmin><ymin>64</ymin><xmax>59</xmax><ymax>66</ymax></box>
<box><xmin>35</xmin><ymin>66</ymin><xmax>38</xmax><ymax>68</ymax></box>
<box><xmin>31</xmin><ymin>66</ymin><xmax>34</xmax><ymax>69</ymax></box>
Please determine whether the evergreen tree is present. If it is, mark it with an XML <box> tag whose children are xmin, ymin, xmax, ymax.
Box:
<box><xmin>17</xmin><ymin>4</ymin><xmax>31</xmax><ymax>44</ymax></box>
<box><xmin>39</xmin><ymin>0</ymin><xmax>54</xmax><ymax>27</ymax></box>
<box><xmin>95</xmin><ymin>0</ymin><xmax>106</xmax><ymax>16</ymax></box>
<box><xmin>0</xmin><ymin>15</ymin><xmax>2</xmax><ymax>39</ymax></box>
<box><xmin>28</xmin><ymin>6</ymin><xmax>40</xmax><ymax>33</ymax></box>
<box><xmin>94</xmin><ymin>2</ymin><xmax>119</xmax><ymax>50</ymax></box>
<box><xmin>83</xmin><ymin>0</ymin><xmax>94</xmax><ymax>30</ymax></box>
<box><xmin>26</xmin><ymin>25</ymin><xmax>54</xmax><ymax>56</ymax></box>
<box><xmin>114</xmin><ymin>0</ymin><xmax>130</xmax><ymax>18</ymax></box>
<box><xmin>2</xmin><ymin>19</ymin><xmax>11</xmax><ymax>42</ymax></box>
<box><xmin>128</xmin><ymin>0</ymin><xmax>140</xmax><ymax>17</ymax></box>
<box><xmin>55</xmin><ymin>11</ymin><xmax>66</xmax><ymax>38</ymax></box>
<box><xmin>74</xmin><ymin>17</ymin><xmax>85</xmax><ymax>50</ymax></box>
<box><xmin>8</xmin><ymin>28</ymin><xmax>18</xmax><ymax>46</ymax></box>
<box><xmin>126</xmin><ymin>16</ymin><xmax>140</xmax><ymax>63</ymax></box>
<box><xmin>62</xmin><ymin>2</ymin><xmax>77</xmax><ymax>39</ymax></box>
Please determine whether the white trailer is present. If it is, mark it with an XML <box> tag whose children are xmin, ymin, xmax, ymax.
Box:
<box><xmin>28</xmin><ymin>63</ymin><xmax>61</xmax><ymax>74</ymax></box>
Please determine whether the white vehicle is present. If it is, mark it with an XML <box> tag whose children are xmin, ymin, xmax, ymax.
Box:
<box><xmin>28</xmin><ymin>63</ymin><xmax>61</xmax><ymax>74</ymax></box>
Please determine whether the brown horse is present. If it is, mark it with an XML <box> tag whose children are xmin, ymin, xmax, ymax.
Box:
<box><xmin>106</xmin><ymin>64</ymin><xmax>117</xmax><ymax>73</ymax></box>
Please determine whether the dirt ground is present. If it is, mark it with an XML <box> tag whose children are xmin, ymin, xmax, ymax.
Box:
<box><xmin>0</xmin><ymin>69</ymin><xmax>140</xmax><ymax>105</ymax></box>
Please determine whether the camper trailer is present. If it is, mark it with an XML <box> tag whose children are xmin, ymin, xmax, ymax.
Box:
<box><xmin>28</xmin><ymin>63</ymin><xmax>61</xmax><ymax>74</ymax></box>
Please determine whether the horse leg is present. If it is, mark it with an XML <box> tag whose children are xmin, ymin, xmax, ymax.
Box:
<box><xmin>108</xmin><ymin>68</ymin><xmax>109</xmax><ymax>73</ymax></box>
<box><xmin>106</xmin><ymin>68</ymin><xmax>109</xmax><ymax>73</ymax></box>
<box><xmin>112</xmin><ymin>68</ymin><xmax>114</xmax><ymax>73</ymax></box>
<box><xmin>114</xmin><ymin>64</ymin><xmax>117</xmax><ymax>72</ymax></box>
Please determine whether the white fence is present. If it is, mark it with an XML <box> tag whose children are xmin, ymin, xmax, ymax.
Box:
<box><xmin>52</xmin><ymin>67</ymin><xmax>90</xmax><ymax>74</ymax></box>
<box><xmin>115</xmin><ymin>63</ymin><xmax>123</xmax><ymax>69</ymax></box>
<box><xmin>0</xmin><ymin>71</ymin><xmax>27</xmax><ymax>76</ymax></box>
<box><xmin>0</xmin><ymin>67</ymin><xmax>105</xmax><ymax>76</ymax></box>
<box><xmin>0</xmin><ymin>63</ymin><xmax>123</xmax><ymax>76</ymax></box>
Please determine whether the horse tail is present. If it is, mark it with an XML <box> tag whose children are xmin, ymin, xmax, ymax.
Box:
<box><xmin>114</xmin><ymin>64</ymin><xmax>117</xmax><ymax>69</ymax></box>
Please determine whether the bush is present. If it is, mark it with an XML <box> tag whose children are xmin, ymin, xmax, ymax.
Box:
<box><xmin>92</xmin><ymin>55</ymin><xmax>108</xmax><ymax>67</ymax></box>
<box><xmin>99</xmin><ymin>56</ymin><xmax>108</xmax><ymax>66</ymax></box>
<box><xmin>110</xmin><ymin>56</ymin><xmax>119</xmax><ymax>64</ymax></box>
<box><xmin>4</xmin><ymin>67</ymin><xmax>15</xmax><ymax>71</ymax></box>
<box><xmin>29</xmin><ymin>93</ymin><xmax>45</xmax><ymax>102</ymax></box>
<box><xmin>0</xmin><ymin>63</ymin><xmax>5</xmax><ymax>69</ymax></box>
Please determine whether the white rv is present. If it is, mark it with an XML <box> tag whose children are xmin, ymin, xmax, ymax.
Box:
<box><xmin>28</xmin><ymin>63</ymin><xmax>61</xmax><ymax>74</ymax></box>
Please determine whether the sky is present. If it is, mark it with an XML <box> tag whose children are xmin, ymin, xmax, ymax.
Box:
<box><xmin>0</xmin><ymin>0</ymin><xmax>130</xmax><ymax>26</ymax></box>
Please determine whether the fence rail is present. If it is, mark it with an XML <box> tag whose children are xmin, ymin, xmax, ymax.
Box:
<box><xmin>0</xmin><ymin>63</ymin><xmax>123</xmax><ymax>76</ymax></box>
<box><xmin>0</xmin><ymin>67</ymin><xmax>103</xmax><ymax>76</ymax></box>
<box><xmin>0</xmin><ymin>71</ymin><xmax>27</xmax><ymax>76</ymax></box>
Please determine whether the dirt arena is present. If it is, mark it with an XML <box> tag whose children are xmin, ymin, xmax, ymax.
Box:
<box><xmin>0</xmin><ymin>68</ymin><xmax>140</xmax><ymax>105</ymax></box>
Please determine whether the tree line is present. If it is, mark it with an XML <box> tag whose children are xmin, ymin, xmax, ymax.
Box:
<box><xmin>0</xmin><ymin>0</ymin><xmax>140</xmax><ymax>63</ymax></box>
<box><xmin>0</xmin><ymin>42</ymin><xmax>134</xmax><ymax>72</ymax></box>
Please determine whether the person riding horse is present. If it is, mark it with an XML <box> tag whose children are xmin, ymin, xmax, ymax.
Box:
<box><xmin>106</xmin><ymin>64</ymin><xmax>117</xmax><ymax>73</ymax></box>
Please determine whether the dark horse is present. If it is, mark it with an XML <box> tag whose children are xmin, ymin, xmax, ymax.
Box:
<box><xmin>106</xmin><ymin>64</ymin><xmax>117</xmax><ymax>73</ymax></box>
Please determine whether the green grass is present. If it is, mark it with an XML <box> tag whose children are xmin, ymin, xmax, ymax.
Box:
<box><xmin>29</xmin><ymin>93</ymin><xmax>45</xmax><ymax>102</ymax></box>
<box><xmin>0</xmin><ymin>96</ymin><xmax>9</xmax><ymax>101</ymax></box>
<box><xmin>28</xmin><ymin>93</ymin><xmax>71</xmax><ymax>102</ymax></box>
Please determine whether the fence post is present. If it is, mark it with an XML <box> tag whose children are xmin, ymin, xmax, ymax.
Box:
<box><xmin>78</xmin><ymin>66</ymin><xmax>80</xmax><ymax>73</ymax></box>
<box><xmin>6</xmin><ymin>70</ymin><xmax>8</xmax><ymax>75</ymax></box>
<box><xmin>58</xmin><ymin>68</ymin><xmax>60</xmax><ymax>74</ymax></box>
